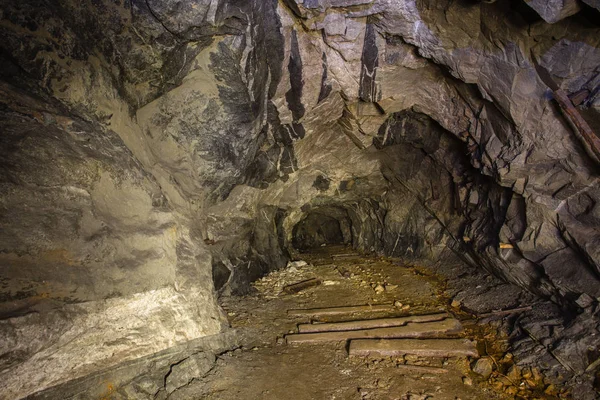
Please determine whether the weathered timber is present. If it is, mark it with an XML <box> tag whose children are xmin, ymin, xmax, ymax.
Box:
<box><xmin>331</xmin><ymin>253</ymin><xmax>360</xmax><ymax>259</ymax></box>
<box><xmin>298</xmin><ymin>313</ymin><xmax>449</xmax><ymax>333</ymax></box>
<box><xmin>349</xmin><ymin>338</ymin><xmax>478</xmax><ymax>358</ymax></box>
<box><xmin>287</xmin><ymin>303</ymin><xmax>395</xmax><ymax>317</ymax></box>
<box><xmin>476</xmin><ymin>306</ymin><xmax>533</xmax><ymax>318</ymax></box>
<box><xmin>282</xmin><ymin>278</ymin><xmax>321</xmax><ymax>294</ymax></box>
<box><xmin>531</xmin><ymin>52</ymin><xmax>600</xmax><ymax>163</ymax></box>
<box><xmin>552</xmin><ymin>89</ymin><xmax>600</xmax><ymax>163</ymax></box>
<box><xmin>396</xmin><ymin>364</ymin><xmax>449</xmax><ymax>374</ymax></box>
<box><xmin>286</xmin><ymin>318</ymin><xmax>463</xmax><ymax>344</ymax></box>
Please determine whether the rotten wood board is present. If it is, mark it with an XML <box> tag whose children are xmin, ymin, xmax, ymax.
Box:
<box><xmin>298</xmin><ymin>312</ymin><xmax>449</xmax><ymax>333</ymax></box>
<box><xmin>288</xmin><ymin>303</ymin><xmax>396</xmax><ymax>317</ymax></box>
<box><xmin>476</xmin><ymin>306</ymin><xmax>532</xmax><ymax>318</ymax></box>
<box><xmin>331</xmin><ymin>253</ymin><xmax>360</xmax><ymax>259</ymax></box>
<box><xmin>349</xmin><ymin>338</ymin><xmax>478</xmax><ymax>358</ymax></box>
<box><xmin>286</xmin><ymin>318</ymin><xmax>463</xmax><ymax>344</ymax></box>
<box><xmin>282</xmin><ymin>278</ymin><xmax>321</xmax><ymax>294</ymax></box>
<box><xmin>396</xmin><ymin>364</ymin><xmax>449</xmax><ymax>374</ymax></box>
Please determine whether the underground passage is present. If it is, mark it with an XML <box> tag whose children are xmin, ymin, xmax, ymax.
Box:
<box><xmin>292</xmin><ymin>208</ymin><xmax>352</xmax><ymax>251</ymax></box>
<box><xmin>1</xmin><ymin>0</ymin><xmax>600</xmax><ymax>399</ymax></box>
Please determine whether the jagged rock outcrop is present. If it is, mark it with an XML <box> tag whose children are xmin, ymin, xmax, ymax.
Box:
<box><xmin>1</xmin><ymin>0</ymin><xmax>599</xmax><ymax>398</ymax></box>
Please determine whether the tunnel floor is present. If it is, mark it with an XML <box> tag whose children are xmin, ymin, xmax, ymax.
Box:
<box><xmin>170</xmin><ymin>247</ymin><xmax>564</xmax><ymax>399</ymax></box>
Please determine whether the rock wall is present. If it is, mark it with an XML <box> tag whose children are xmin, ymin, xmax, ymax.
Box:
<box><xmin>1</xmin><ymin>0</ymin><xmax>600</xmax><ymax>397</ymax></box>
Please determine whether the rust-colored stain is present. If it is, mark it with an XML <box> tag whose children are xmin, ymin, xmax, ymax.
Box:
<box><xmin>41</xmin><ymin>248</ymin><xmax>78</xmax><ymax>266</ymax></box>
<box><xmin>99</xmin><ymin>381</ymin><xmax>115</xmax><ymax>400</ymax></box>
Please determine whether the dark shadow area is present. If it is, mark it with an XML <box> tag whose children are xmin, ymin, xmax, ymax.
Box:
<box><xmin>212</xmin><ymin>260</ymin><xmax>231</xmax><ymax>291</ymax></box>
<box><xmin>292</xmin><ymin>208</ymin><xmax>353</xmax><ymax>252</ymax></box>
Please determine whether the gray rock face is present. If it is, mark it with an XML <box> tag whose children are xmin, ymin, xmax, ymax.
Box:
<box><xmin>1</xmin><ymin>0</ymin><xmax>600</xmax><ymax>397</ymax></box>
<box><xmin>525</xmin><ymin>0</ymin><xmax>582</xmax><ymax>23</ymax></box>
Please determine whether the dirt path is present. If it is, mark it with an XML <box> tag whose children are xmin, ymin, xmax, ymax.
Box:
<box><xmin>170</xmin><ymin>247</ymin><xmax>557</xmax><ymax>400</ymax></box>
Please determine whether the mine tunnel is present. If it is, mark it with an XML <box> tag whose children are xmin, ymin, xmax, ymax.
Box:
<box><xmin>292</xmin><ymin>207</ymin><xmax>352</xmax><ymax>251</ymax></box>
<box><xmin>1</xmin><ymin>0</ymin><xmax>600</xmax><ymax>399</ymax></box>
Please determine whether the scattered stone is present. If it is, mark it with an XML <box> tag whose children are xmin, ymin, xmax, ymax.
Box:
<box><xmin>374</xmin><ymin>284</ymin><xmax>386</xmax><ymax>294</ymax></box>
<box><xmin>462</xmin><ymin>376</ymin><xmax>473</xmax><ymax>386</ymax></box>
<box><xmin>287</xmin><ymin>261</ymin><xmax>308</xmax><ymax>269</ymax></box>
<box><xmin>576</xmin><ymin>293</ymin><xmax>595</xmax><ymax>309</ymax></box>
<box><xmin>544</xmin><ymin>384</ymin><xmax>558</xmax><ymax>395</ymax></box>
<box><xmin>505</xmin><ymin>386</ymin><xmax>518</xmax><ymax>396</ymax></box>
<box><xmin>394</xmin><ymin>300</ymin><xmax>403</xmax><ymax>308</ymax></box>
<box><xmin>471</xmin><ymin>357</ymin><xmax>493</xmax><ymax>379</ymax></box>
<box><xmin>491</xmin><ymin>381</ymin><xmax>504</xmax><ymax>390</ymax></box>
<box><xmin>506</xmin><ymin>365</ymin><xmax>520</xmax><ymax>381</ymax></box>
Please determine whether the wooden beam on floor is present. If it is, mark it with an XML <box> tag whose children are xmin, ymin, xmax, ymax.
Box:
<box><xmin>282</xmin><ymin>278</ymin><xmax>321</xmax><ymax>294</ymax></box>
<box><xmin>331</xmin><ymin>253</ymin><xmax>360</xmax><ymax>259</ymax></box>
<box><xmin>395</xmin><ymin>364</ymin><xmax>449</xmax><ymax>374</ymax></box>
<box><xmin>288</xmin><ymin>303</ymin><xmax>395</xmax><ymax>317</ymax></box>
<box><xmin>286</xmin><ymin>318</ymin><xmax>463</xmax><ymax>344</ymax></box>
<box><xmin>349</xmin><ymin>338</ymin><xmax>478</xmax><ymax>358</ymax></box>
<box><xmin>297</xmin><ymin>313</ymin><xmax>449</xmax><ymax>333</ymax></box>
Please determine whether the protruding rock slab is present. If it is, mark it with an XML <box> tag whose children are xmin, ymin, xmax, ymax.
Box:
<box><xmin>298</xmin><ymin>313</ymin><xmax>449</xmax><ymax>333</ymax></box>
<box><xmin>286</xmin><ymin>318</ymin><xmax>463</xmax><ymax>344</ymax></box>
<box><xmin>349</xmin><ymin>338</ymin><xmax>479</xmax><ymax>358</ymax></box>
<box><xmin>288</xmin><ymin>303</ymin><xmax>395</xmax><ymax>317</ymax></box>
<box><xmin>525</xmin><ymin>0</ymin><xmax>581</xmax><ymax>23</ymax></box>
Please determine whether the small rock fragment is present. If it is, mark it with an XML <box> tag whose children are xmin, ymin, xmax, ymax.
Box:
<box><xmin>374</xmin><ymin>284</ymin><xmax>385</xmax><ymax>294</ymax></box>
<box><xmin>506</xmin><ymin>365</ymin><xmax>520</xmax><ymax>381</ymax></box>
<box><xmin>472</xmin><ymin>357</ymin><xmax>493</xmax><ymax>379</ymax></box>
<box><xmin>544</xmin><ymin>384</ymin><xmax>558</xmax><ymax>395</ymax></box>
<box><xmin>504</xmin><ymin>386</ymin><xmax>518</xmax><ymax>396</ymax></box>
<box><xmin>462</xmin><ymin>376</ymin><xmax>473</xmax><ymax>386</ymax></box>
<box><xmin>287</xmin><ymin>260</ymin><xmax>308</xmax><ymax>269</ymax></box>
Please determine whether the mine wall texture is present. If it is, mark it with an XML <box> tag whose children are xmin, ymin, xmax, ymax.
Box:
<box><xmin>0</xmin><ymin>0</ymin><xmax>599</xmax><ymax>398</ymax></box>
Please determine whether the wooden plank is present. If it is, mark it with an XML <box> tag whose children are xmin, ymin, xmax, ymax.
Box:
<box><xmin>331</xmin><ymin>253</ymin><xmax>360</xmax><ymax>259</ymax></box>
<box><xmin>286</xmin><ymin>318</ymin><xmax>463</xmax><ymax>344</ymax></box>
<box><xmin>349</xmin><ymin>338</ymin><xmax>478</xmax><ymax>358</ymax></box>
<box><xmin>396</xmin><ymin>364</ymin><xmax>449</xmax><ymax>374</ymax></box>
<box><xmin>288</xmin><ymin>303</ymin><xmax>395</xmax><ymax>317</ymax></box>
<box><xmin>552</xmin><ymin>89</ymin><xmax>600</xmax><ymax>163</ymax></box>
<box><xmin>298</xmin><ymin>313</ymin><xmax>449</xmax><ymax>333</ymax></box>
<box><xmin>282</xmin><ymin>278</ymin><xmax>321</xmax><ymax>294</ymax></box>
<box><xmin>476</xmin><ymin>306</ymin><xmax>532</xmax><ymax>318</ymax></box>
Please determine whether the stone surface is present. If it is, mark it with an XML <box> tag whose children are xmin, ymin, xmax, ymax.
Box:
<box><xmin>472</xmin><ymin>358</ymin><xmax>494</xmax><ymax>379</ymax></box>
<box><xmin>525</xmin><ymin>0</ymin><xmax>582</xmax><ymax>23</ymax></box>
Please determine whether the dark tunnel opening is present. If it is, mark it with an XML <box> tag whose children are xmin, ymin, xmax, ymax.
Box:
<box><xmin>291</xmin><ymin>208</ymin><xmax>353</xmax><ymax>252</ymax></box>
